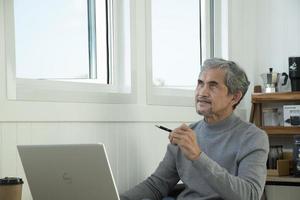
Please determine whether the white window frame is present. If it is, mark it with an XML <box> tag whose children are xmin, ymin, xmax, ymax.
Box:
<box><xmin>145</xmin><ymin>0</ymin><xmax>214</xmax><ymax>107</ymax></box>
<box><xmin>4</xmin><ymin>0</ymin><xmax>136</xmax><ymax>104</ymax></box>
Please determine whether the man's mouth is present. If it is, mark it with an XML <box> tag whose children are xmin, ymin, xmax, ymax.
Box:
<box><xmin>196</xmin><ymin>97</ymin><xmax>211</xmax><ymax>104</ymax></box>
<box><xmin>198</xmin><ymin>100</ymin><xmax>211</xmax><ymax>104</ymax></box>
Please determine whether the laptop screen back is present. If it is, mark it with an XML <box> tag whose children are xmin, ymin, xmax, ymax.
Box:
<box><xmin>17</xmin><ymin>143</ymin><xmax>120</xmax><ymax>200</ymax></box>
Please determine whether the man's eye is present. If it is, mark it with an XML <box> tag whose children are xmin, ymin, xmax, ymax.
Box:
<box><xmin>197</xmin><ymin>81</ymin><xmax>204</xmax><ymax>87</ymax></box>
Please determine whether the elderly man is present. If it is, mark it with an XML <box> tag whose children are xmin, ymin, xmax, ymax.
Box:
<box><xmin>120</xmin><ymin>58</ymin><xmax>269</xmax><ymax>200</ymax></box>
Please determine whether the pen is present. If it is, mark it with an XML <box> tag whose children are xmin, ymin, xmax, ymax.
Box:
<box><xmin>155</xmin><ymin>125</ymin><xmax>173</xmax><ymax>133</ymax></box>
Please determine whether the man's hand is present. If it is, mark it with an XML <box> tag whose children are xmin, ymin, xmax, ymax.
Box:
<box><xmin>169</xmin><ymin>123</ymin><xmax>202</xmax><ymax>160</ymax></box>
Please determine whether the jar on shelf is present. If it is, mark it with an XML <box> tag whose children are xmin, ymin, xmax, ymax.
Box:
<box><xmin>294</xmin><ymin>136</ymin><xmax>300</xmax><ymax>176</ymax></box>
<box><xmin>277</xmin><ymin>145</ymin><xmax>283</xmax><ymax>159</ymax></box>
<box><xmin>263</xmin><ymin>108</ymin><xmax>280</xmax><ymax>126</ymax></box>
<box><xmin>268</xmin><ymin>145</ymin><xmax>279</xmax><ymax>169</ymax></box>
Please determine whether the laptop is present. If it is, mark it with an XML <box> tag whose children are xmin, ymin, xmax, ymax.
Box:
<box><xmin>17</xmin><ymin>143</ymin><xmax>120</xmax><ymax>200</ymax></box>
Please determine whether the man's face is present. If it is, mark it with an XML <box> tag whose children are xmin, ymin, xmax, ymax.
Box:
<box><xmin>195</xmin><ymin>68</ymin><xmax>235</xmax><ymax>123</ymax></box>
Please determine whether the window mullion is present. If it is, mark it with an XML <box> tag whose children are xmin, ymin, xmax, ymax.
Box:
<box><xmin>88</xmin><ymin>0</ymin><xmax>98</xmax><ymax>79</ymax></box>
<box><xmin>199</xmin><ymin>0</ymin><xmax>202</xmax><ymax>66</ymax></box>
<box><xmin>210</xmin><ymin>0</ymin><xmax>215</xmax><ymax>58</ymax></box>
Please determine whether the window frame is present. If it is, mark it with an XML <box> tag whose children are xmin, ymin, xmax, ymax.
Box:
<box><xmin>4</xmin><ymin>0</ymin><xmax>136</xmax><ymax>104</ymax></box>
<box><xmin>145</xmin><ymin>0</ymin><xmax>214</xmax><ymax>107</ymax></box>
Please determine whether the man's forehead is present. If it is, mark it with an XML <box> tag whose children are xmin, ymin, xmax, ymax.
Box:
<box><xmin>198</xmin><ymin>68</ymin><xmax>226</xmax><ymax>81</ymax></box>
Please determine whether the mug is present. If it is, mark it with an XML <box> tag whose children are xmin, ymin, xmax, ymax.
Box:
<box><xmin>0</xmin><ymin>177</ymin><xmax>23</xmax><ymax>200</ymax></box>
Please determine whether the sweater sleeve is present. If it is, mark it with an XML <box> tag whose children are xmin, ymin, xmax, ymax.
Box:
<box><xmin>191</xmin><ymin>127</ymin><xmax>269</xmax><ymax>200</ymax></box>
<box><xmin>120</xmin><ymin>144</ymin><xmax>180</xmax><ymax>200</ymax></box>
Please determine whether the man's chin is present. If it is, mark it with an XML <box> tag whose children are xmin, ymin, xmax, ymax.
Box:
<box><xmin>196</xmin><ymin>109</ymin><xmax>213</xmax><ymax>116</ymax></box>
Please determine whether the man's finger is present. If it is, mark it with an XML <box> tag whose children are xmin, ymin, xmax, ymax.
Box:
<box><xmin>179</xmin><ymin>123</ymin><xmax>191</xmax><ymax>131</ymax></box>
<box><xmin>172</xmin><ymin>133</ymin><xmax>192</xmax><ymax>144</ymax></box>
<box><xmin>173</xmin><ymin>128</ymin><xmax>193</xmax><ymax>136</ymax></box>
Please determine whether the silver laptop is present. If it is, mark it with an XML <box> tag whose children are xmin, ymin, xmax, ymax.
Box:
<box><xmin>17</xmin><ymin>143</ymin><xmax>120</xmax><ymax>200</ymax></box>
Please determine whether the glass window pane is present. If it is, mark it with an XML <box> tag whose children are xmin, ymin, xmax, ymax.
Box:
<box><xmin>151</xmin><ymin>0</ymin><xmax>201</xmax><ymax>89</ymax></box>
<box><xmin>14</xmin><ymin>0</ymin><xmax>89</xmax><ymax>79</ymax></box>
<box><xmin>95</xmin><ymin>0</ymin><xmax>108</xmax><ymax>83</ymax></box>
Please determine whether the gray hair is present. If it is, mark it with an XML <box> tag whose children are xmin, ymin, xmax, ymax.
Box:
<box><xmin>201</xmin><ymin>58</ymin><xmax>250</xmax><ymax>108</ymax></box>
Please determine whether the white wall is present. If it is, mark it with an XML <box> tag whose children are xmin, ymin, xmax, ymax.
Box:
<box><xmin>228</xmin><ymin>0</ymin><xmax>300</xmax><ymax>199</ymax></box>
<box><xmin>228</xmin><ymin>0</ymin><xmax>300</xmax><ymax>118</ymax></box>
<box><xmin>254</xmin><ymin>0</ymin><xmax>300</xmax><ymax>82</ymax></box>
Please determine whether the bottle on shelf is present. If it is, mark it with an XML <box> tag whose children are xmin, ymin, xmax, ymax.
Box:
<box><xmin>293</xmin><ymin>136</ymin><xmax>300</xmax><ymax>177</ymax></box>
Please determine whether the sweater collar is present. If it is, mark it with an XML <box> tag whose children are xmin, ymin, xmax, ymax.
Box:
<box><xmin>201</xmin><ymin>113</ymin><xmax>239</xmax><ymax>132</ymax></box>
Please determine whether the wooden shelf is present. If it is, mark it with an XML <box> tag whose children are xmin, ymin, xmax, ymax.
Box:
<box><xmin>250</xmin><ymin>91</ymin><xmax>300</xmax><ymax>134</ymax></box>
<box><xmin>250</xmin><ymin>91</ymin><xmax>300</xmax><ymax>186</ymax></box>
<box><xmin>252</xmin><ymin>92</ymin><xmax>300</xmax><ymax>103</ymax></box>
<box><xmin>260</xmin><ymin>126</ymin><xmax>300</xmax><ymax>135</ymax></box>
<box><xmin>266</xmin><ymin>176</ymin><xmax>300</xmax><ymax>186</ymax></box>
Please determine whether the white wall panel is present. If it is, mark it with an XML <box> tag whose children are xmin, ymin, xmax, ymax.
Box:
<box><xmin>16</xmin><ymin>123</ymin><xmax>32</xmax><ymax>200</ymax></box>
<box><xmin>1</xmin><ymin>123</ymin><xmax>18</xmax><ymax>177</ymax></box>
<box><xmin>228</xmin><ymin>0</ymin><xmax>258</xmax><ymax>118</ymax></box>
<box><xmin>122</xmin><ymin>123</ymin><xmax>142</xmax><ymax>192</ymax></box>
<box><xmin>0</xmin><ymin>123</ymin><xmax>2</xmax><ymax>177</ymax></box>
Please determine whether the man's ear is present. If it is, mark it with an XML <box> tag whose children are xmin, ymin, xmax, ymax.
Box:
<box><xmin>231</xmin><ymin>91</ymin><xmax>243</xmax><ymax>106</ymax></box>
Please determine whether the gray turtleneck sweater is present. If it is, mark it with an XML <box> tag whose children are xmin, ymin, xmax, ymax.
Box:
<box><xmin>120</xmin><ymin>114</ymin><xmax>269</xmax><ymax>200</ymax></box>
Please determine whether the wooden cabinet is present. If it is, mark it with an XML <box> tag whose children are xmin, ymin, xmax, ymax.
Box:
<box><xmin>250</xmin><ymin>91</ymin><xmax>300</xmax><ymax>135</ymax></box>
<box><xmin>250</xmin><ymin>91</ymin><xmax>300</xmax><ymax>185</ymax></box>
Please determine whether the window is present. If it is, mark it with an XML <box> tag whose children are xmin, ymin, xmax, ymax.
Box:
<box><xmin>151</xmin><ymin>0</ymin><xmax>201</xmax><ymax>90</ymax></box>
<box><xmin>14</xmin><ymin>0</ymin><xmax>108</xmax><ymax>82</ymax></box>
<box><xmin>146</xmin><ymin>0</ymin><xmax>214</xmax><ymax>106</ymax></box>
<box><xmin>5</xmin><ymin>0</ymin><xmax>134</xmax><ymax>103</ymax></box>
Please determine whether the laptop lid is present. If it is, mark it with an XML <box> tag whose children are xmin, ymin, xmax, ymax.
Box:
<box><xmin>17</xmin><ymin>143</ymin><xmax>120</xmax><ymax>200</ymax></box>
